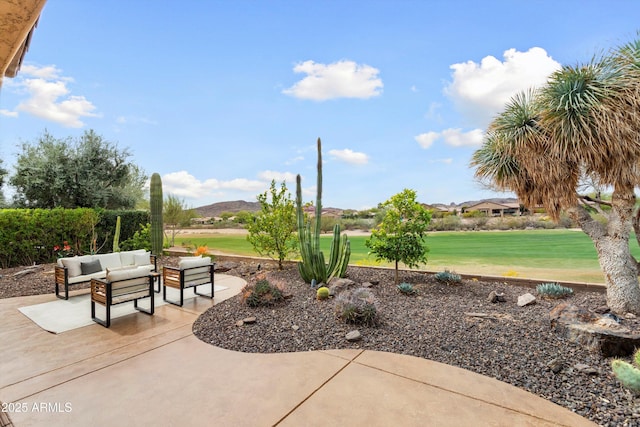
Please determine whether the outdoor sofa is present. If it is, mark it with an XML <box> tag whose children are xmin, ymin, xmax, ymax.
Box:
<box><xmin>55</xmin><ymin>249</ymin><xmax>157</xmax><ymax>300</ymax></box>
<box><xmin>162</xmin><ymin>255</ymin><xmax>215</xmax><ymax>306</ymax></box>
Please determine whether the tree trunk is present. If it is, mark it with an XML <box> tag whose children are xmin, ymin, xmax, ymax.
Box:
<box><xmin>395</xmin><ymin>260</ymin><xmax>399</xmax><ymax>284</ymax></box>
<box><xmin>568</xmin><ymin>184</ymin><xmax>640</xmax><ymax>314</ymax></box>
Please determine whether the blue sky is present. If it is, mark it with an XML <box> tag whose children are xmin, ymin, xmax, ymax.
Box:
<box><xmin>1</xmin><ymin>0</ymin><xmax>639</xmax><ymax>209</ymax></box>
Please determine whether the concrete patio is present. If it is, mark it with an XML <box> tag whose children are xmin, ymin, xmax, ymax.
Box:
<box><xmin>0</xmin><ymin>274</ymin><xmax>596</xmax><ymax>427</ymax></box>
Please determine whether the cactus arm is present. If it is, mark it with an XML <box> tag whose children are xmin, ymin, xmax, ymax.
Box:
<box><xmin>612</xmin><ymin>359</ymin><xmax>640</xmax><ymax>392</ymax></box>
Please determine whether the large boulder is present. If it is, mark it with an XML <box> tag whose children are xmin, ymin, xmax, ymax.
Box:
<box><xmin>549</xmin><ymin>302</ymin><xmax>640</xmax><ymax>357</ymax></box>
<box><xmin>327</xmin><ymin>277</ymin><xmax>357</xmax><ymax>296</ymax></box>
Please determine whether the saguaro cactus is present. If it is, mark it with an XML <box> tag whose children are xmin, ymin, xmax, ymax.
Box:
<box><xmin>112</xmin><ymin>215</ymin><xmax>121</xmax><ymax>252</ymax></box>
<box><xmin>296</xmin><ymin>138</ymin><xmax>350</xmax><ymax>283</ymax></box>
<box><xmin>150</xmin><ymin>173</ymin><xmax>164</xmax><ymax>256</ymax></box>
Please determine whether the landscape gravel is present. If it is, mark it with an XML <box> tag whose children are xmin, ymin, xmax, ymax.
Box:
<box><xmin>2</xmin><ymin>258</ymin><xmax>640</xmax><ymax>426</ymax></box>
<box><xmin>193</xmin><ymin>262</ymin><xmax>640</xmax><ymax>427</ymax></box>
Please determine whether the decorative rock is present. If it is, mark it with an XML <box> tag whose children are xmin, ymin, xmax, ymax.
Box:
<box><xmin>550</xmin><ymin>302</ymin><xmax>640</xmax><ymax>357</ymax></box>
<box><xmin>487</xmin><ymin>291</ymin><xmax>506</xmax><ymax>303</ymax></box>
<box><xmin>243</xmin><ymin>317</ymin><xmax>257</xmax><ymax>324</ymax></box>
<box><xmin>292</xmin><ymin>325</ymin><xmax>299</xmax><ymax>331</ymax></box>
<box><xmin>574</xmin><ymin>363</ymin><xmax>599</xmax><ymax>375</ymax></box>
<box><xmin>594</xmin><ymin>305</ymin><xmax>610</xmax><ymax>314</ymax></box>
<box><xmin>517</xmin><ymin>293</ymin><xmax>536</xmax><ymax>307</ymax></box>
<box><xmin>214</xmin><ymin>261</ymin><xmax>239</xmax><ymax>272</ymax></box>
<box><xmin>346</xmin><ymin>330</ymin><xmax>362</xmax><ymax>342</ymax></box>
<box><xmin>235</xmin><ymin>320</ymin><xmax>244</xmax><ymax>327</ymax></box>
<box><xmin>328</xmin><ymin>278</ymin><xmax>357</xmax><ymax>296</ymax></box>
<box><xmin>361</xmin><ymin>282</ymin><xmax>374</xmax><ymax>288</ymax></box>
<box><xmin>547</xmin><ymin>358</ymin><xmax>564</xmax><ymax>374</ymax></box>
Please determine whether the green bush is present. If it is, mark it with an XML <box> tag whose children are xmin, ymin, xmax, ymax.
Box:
<box><xmin>434</xmin><ymin>270</ymin><xmax>462</xmax><ymax>284</ymax></box>
<box><xmin>242</xmin><ymin>279</ymin><xmax>284</xmax><ymax>307</ymax></box>
<box><xmin>334</xmin><ymin>287</ymin><xmax>379</xmax><ymax>326</ymax></box>
<box><xmin>397</xmin><ymin>282</ymin><xmax>416</xmax><ymax>295</ymax></box>
<box><xmin>536</xmin><ymin>282</ymin><xmax>574</xmax><ymax>298</ymax></box>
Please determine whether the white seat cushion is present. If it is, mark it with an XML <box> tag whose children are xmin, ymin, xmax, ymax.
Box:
<box><xmin>97</xmin><ymin>252</ymin><xmax>123</xmax><ymax>270</ymax></box>
<box><xmin>178</xmin><ymin>256</ymin><xmax>211</xmax><ymax>269</ymax></box>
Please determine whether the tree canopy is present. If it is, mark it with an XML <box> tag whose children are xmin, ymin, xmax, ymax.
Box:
<box><xmin>471</xmin><ymin>37</ymin><xmax>640</xmax><ymax>314</ymax></box>
<box><xmin>247</xmin><ymin>180</ymin><xmax>298</xmax><ymax>270</ymax></box>
<box><xmin>365</xmin><ymin>189</ymin><xmax>431</xmax><ymax>283</ymax></box>
<box><xmin>9</xmin><ymin>129</ymin><xmax>146</xmax><ymax>209</ymax></box>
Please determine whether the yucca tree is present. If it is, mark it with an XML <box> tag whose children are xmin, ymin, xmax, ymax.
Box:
<box><xmin>472</xmin><ymin>39</ymin><xmax>640</xmax><ymax>314</ymax></box>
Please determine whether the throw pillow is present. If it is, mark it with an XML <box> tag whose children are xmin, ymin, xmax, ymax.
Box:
<box><xmin>80</xmin><ymin>259</ymin><xmax>102</xmax><ymax>275</ymax></box>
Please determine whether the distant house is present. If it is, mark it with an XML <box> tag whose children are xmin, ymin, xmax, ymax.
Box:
<box><xmin>463</xmin><ymin>201</ymin><xmax>521</xmax><ymax>217</ymax></box>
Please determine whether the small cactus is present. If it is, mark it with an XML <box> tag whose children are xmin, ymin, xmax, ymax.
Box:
<box><xmin>434</xmin><ymin>270</ymin><xmax>461</xmax><ymax>284</ymax></box>
<box><xmin>334</xmin><ymin>287</ymin><xmax>379</xmax><ymax>326</ymax></box>
<box><xmin>397</xmin><ymin>282</ymin><xmax>416</xmax><ymax>295</ymax></box>
<box><xmin>316</xmin><ymin>286</ymin><xmax>330</xmax><ymax>300</ymax></box>
<box><xmin>112</xmin><ymin>215</ymin><xmax>121</xmax><ymax>252</ymax></box>
<box><xmin>612</xmin><ymin>349</ymin><xmax>640</xmax><ymax>392</ymax></box>
<box><xmin>536</xmin><ymin>282</ymin><xmax>573</xmax><ymax>298</ymax></box>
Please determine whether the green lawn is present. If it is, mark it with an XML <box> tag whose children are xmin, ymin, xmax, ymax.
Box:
<box><xmin>174</xmin><ymin>229</ymin><xmax>640</xmax><ymax>283</ymax></box>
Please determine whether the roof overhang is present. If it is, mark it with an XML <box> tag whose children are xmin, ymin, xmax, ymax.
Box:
<box><xmin>0</xmin><ymin>0</ymin><xmax>47</xmax><ymax>85</ymax></box>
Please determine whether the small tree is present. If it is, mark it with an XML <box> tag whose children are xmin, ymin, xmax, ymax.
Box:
<box><xmin>246</xmin><ymin>180</ymin><xmax>298</xmax><ymax>269</ymax></box>
<box><xmin>365</xmin><ymin>189</ymin><xmax>432</xmax><ymax>283</ymax></box>
<box><xmin>164</xmin><ymin>194</ymin><xmax>197</xmax><ymax>247</ymax></box>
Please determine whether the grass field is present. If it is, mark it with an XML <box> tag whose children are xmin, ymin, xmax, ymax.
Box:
<box><xmin>173</xmin><ymin>229</ymin><xmax>640</xmax><ymax>284</ymax></box>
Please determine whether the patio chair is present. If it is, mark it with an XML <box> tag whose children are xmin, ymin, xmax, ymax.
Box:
<box><xmin>162</xmin><ymin>256</ymin><xmax>215</xmax><ymax>306</ymax></box>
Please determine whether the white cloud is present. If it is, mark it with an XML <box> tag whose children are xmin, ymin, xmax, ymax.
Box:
<box><xmin>415</xmin><ymin>132</ymin><xmax>439</xmax><ymax>149</ymax></box>
<box><xmin>0</xmin><ymin>109</ymin><xmax>18</xmax><ymax>117</ymax></box>
<box><xmin>445</xmin><ymin>47</ymin><xmax>561</xmax><ymax>127</ymax></box>
<box><xmin>283</xmin><ymin>60</ymin><xmax>383</xmax><ymax>100</ymax></box>
<box><xmin>257</xmin><ymin>170</ymin><xmax>297</xmax><ymax>183</ymax></box>
<box><xmin>14</xmin><ymin>65</ymin><xmax>99</xmax><ymax>128</ymax></box>
<box><xmin>328</xmin><ymin>148</ymin><xmax>369</xmax><ymax>165</ymax></box>
<box><xmin>161</xmin><ymin>171</ymin><xmax>266</xmax><ymax>199</ymax></box>
<box><xmin>415</xmin><ymin>128</ymin><xmax>483</xmax><ymax>149</ymax></box>
<box><xmin>441</xmin><ymin>128</ymin><xmax>484</xmax><ymax>147</ymax></box>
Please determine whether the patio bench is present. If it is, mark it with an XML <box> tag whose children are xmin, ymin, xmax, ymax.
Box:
<box><xmin>162</xmin><ymin>256</ymin><xmax>215</xmax><ymax>306</ymax></box>
<box><xmin>90</xmin><ymin>266</ymin><xmax>155</xmax><ymax>328</ymax></box>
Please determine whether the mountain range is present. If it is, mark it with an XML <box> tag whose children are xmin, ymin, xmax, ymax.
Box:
<box><xmin>194</xmin><ymin>198</ymin><xmax>520</xmax><ymax>218</ymax></box>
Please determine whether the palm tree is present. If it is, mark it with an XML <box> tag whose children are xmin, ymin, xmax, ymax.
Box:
<box><xmin>472</xmin><ymin>39</ymin><xmax>640</xmax><ymax>314</ymax></box>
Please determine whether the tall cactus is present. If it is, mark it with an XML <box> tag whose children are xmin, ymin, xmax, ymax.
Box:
<box><xmin>296</xmin><ymin>138</ymin><xmax>350</xmax><ymax>283</ymax></box>
<box><xmin>150</xmin><ymin>173</ymin><xmax>164</xmax><ymax>256</ymax></box>
<box><xmin>112</xmin><ymin>215</ymin><xmax>121</xmax><ymax>252</ymax></box>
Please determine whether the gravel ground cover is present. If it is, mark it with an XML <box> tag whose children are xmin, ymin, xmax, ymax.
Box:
<box><xmin>2</xmin><ymin>257</ymin><xmax>640</xmax><ymax>426</ymax></box>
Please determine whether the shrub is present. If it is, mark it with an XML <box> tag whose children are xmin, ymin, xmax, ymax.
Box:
<box><xmin>316</xmin><ymin>286</ymin><xmax>330</xmax><ymax>300</ymax></box>
<box><xmin>536</xmin><ymin>282</ymin><xmax>574</xmax><ymax>299</ymax></box>
<box><xmin>434</xmin><ymin>270</ymin><xmax>461</xmax><ymax>284</ymax></box>
<box><xmin>334</xmin><ymin>287</ymin><xmax>379</xmax><ymax>326</ymax></box>
<box><xmin>397</xmin><ymin>282</ymin><xmax>416</xmax><ymax>295</ymax></box>
<box><xmin>242</xmin><ymin>279</ymin><xmax>284</xmax><ymax>307</ymax></box>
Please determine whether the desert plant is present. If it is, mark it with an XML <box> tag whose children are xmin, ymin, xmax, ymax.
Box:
<box><xmin>150</xmin><ymin>173</ymin><xmax>163</xmax><ymax>256</ymax></box>
<box><xmin>434</xmin><ymin>270</ymin><xmax>461</xmax><ymax>284</ymax></box>
<box><xmin>316</xmin><ymin>286</ymin><xmax>330</xmax><ymax>300</ymax></box>
<box><xmin>397</xmin><ymin>282</ymin><xmax>416</xmax><ymax>295</ymax></box>
<box><xmin>296</xmin><ymin>138</ymin><xmax>350</xmax><ymax>283</ymax></box>
<box><xmin>334</xmin><ymin>287</ymin><xmax>379</xmax><ymax>326</ymax></box>
<box><xmin>536</xmin><ymin>282</ymin><xmax>574</xmax><ymax>298</ymax></box>
<box><xmin>612</xmin><ymin>349</ymin><xmax>640</xmax><ymax>392</ymax></box>
<box><xmin>242</xmin><ymin>279</ymin><xmax>284</xmax><ymax>307</ymax></box>
<box><xmin>112</xmin><ymin>215</ymin><xmax>121</xmax><ymax>252</ymax></box>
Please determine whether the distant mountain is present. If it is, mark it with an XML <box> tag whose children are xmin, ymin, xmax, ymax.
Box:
<box><xmin>195</xmin><ymin>197</ymin><xmax>521</xmax><ymax>217</ymax></box>
<box><xmin>195</xmin><ymin>200</ymin><xmax>260</xmax><ymax>218</ymax></box>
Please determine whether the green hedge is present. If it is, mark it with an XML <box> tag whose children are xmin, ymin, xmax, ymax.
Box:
<box><xmin>0</xmin><ymin>208</ymin><xmax>150</xmax><ymax>268</ymax></box>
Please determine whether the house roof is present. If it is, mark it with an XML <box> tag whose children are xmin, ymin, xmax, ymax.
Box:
<box><xmin>466</xmin><ymin>201</ymin><xmax>520</xmax><ymax>210</ymax></box>
<box><xmin>0</xmin><ymin>0</ymin><xmax>47</xmax><ymax>85</ymax></box>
